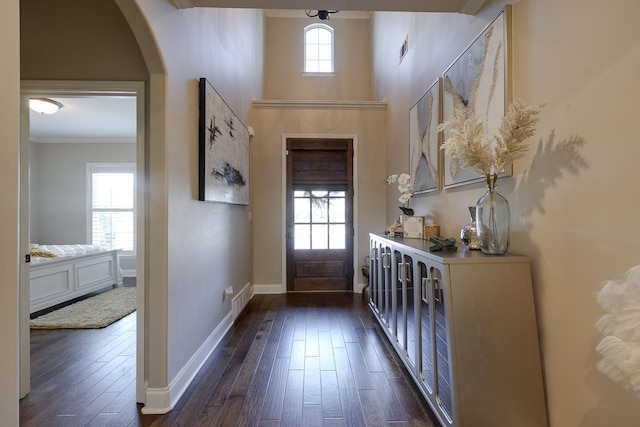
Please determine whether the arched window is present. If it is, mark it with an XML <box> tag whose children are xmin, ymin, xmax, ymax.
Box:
<box><xmin>304</xmin><ymin>24</ymin><xmax>334</xmax><ymax>73</ymax></box>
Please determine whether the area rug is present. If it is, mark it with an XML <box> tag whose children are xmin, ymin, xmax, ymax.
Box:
<box><xmin>30</xmin><ymin>287</ymin><xmax>136</xmax><ymax>329</ymax></box>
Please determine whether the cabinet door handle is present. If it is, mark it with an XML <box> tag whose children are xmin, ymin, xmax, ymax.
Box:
<box><xmin>422</xmin><ymin>277</ymin><xmax>429</xmax><ymax>303</ymax></box>
<box><xmin>382</xmin><ymin>252</ymin><xmax>390</xmax><ymax>269</ymax></box>
<box><xmin>433</xmin><ymin>277</ymin><xmax>442</xmax><ymax>303</ymax></box>
<box><xmin>397</xmin><ymin>262</ymin><xmax>404</xmax><ymax>281</ymax></box>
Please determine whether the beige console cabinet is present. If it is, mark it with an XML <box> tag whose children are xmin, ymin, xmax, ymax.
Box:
<box><xmin>369</xmin><ymin>233</ymin><xmax>547</xmax><ymax>427</ymax></box>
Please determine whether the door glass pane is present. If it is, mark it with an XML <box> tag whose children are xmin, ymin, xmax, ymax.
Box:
<box><xmin>294</xmin><ymin>224</ymin><xmax>311</xmax><ymax>249</ymax></box>
<box><xmin>329</xmin><ymin>198</ymin><xmax>345</xmax><ymax>222</ymax></box>
<box><xmin>294</xmin><ymin>198</ymin><xmax>310</xmax><ymax>222</ymax></box>
<box><xmin>294</xmin><ymin>188</ymin><xmax>347</xmax><ymax>251</ymax></box>
<box><xmin>329</xmin><ymin>224</ymin><xmax>345</xmax><ymax>249</ymax></box>
<box><xmin>311</xmin><ymin>198</ymin><xmax>328</xmax><ymax>223</ymax></box>
<box><xmin>311</xmin><ymin>224</ymin><xmax>328</xmax><ymax>249</ymax></box>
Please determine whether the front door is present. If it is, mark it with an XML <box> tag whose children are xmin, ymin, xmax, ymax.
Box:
<box><xmin>286</xmin><ymin>138</ymin><xmax>354</xmax><ymax>292</ymax></box>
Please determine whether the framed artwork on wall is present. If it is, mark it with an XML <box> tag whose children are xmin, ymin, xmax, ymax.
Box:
<box><xmin>410</xmin><ymin>78</ymin><xmax>442</xmax><ymax>194</ymax></box>
<box><xmin>442</xmin><ymin>5</ymin><xmax>512</xmax><ymax>188</ymax></box>
<box><xmin>198</xmin><ymin>78</ymin><xmax>250</xmax><ymax>205</ymax></box>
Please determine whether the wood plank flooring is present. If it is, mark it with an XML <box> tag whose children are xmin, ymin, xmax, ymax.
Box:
<box><xmin>21</xmin><ymin>293</ymin><xmax>438</xmax><ymax>426</ymax></box>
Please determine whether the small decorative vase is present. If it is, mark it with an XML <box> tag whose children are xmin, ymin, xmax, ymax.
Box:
<box><xmin>475</xmin><ymin>185</ymin><xmax>510</xmax><ymax>255</ymax></box>
<box><xmin>460</xmin><ymin>206</ymin><xmax>480</xmax><ymax>250</ymax></box>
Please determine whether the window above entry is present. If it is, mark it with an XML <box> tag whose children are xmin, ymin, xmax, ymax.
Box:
<box><xmin>304</xmin><ymin>24</ymin><xmax>334</xmax><ymax>73</ymax></box>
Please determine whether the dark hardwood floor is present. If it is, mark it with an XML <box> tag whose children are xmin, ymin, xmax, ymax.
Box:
<box><xmin>21</xmin><ymin>293</ymin><xmax>438</xmax><ymax>426</ymax></box>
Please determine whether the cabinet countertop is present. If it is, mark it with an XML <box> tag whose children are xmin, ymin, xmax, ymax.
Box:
<box><xmin>370</xmin><ymin>233</ymin><xmax>530</xmax><ymax>265</ymax></box>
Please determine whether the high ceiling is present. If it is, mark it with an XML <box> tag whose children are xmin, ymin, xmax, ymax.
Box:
<box><xmin>30</xmin><ymin>0</ymin><xmax>487</xmax><ymax>143</ymax></box>
<box><xmin>173</xmin><ymin>0</ymin><xmax>487</xmax><ymax>14</ymax></box>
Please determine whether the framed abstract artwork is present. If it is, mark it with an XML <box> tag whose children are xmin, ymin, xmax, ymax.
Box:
<box><xmin>442</xmin><ymin>5</ymin><xmax>512</xmax><ymax>188</ymax></box>
<box><xmin>410</xmin><ymin>78</ymin><xmax>442</xmax><ymax>194</ymax></box>
<box><xmin>198</xmin><ymin>78</ymin><xmax>250</xmax><ymax>205</ymax></box>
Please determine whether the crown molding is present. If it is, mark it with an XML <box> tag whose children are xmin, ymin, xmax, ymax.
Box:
<box><xmin>264</xmin><ymin>10</ymin><xmax>371</xmax><ymax>19</ymax></box>
<box><xmin>172</xmin><ymin>0</ymin><xmax>195</xmax><ymax>8</ymax></box>
<box><xmin>459</xmin><ymin>0</ymin><xmax>486</xmax><ymax>15</ymax></box>
<box><xmin>252</xmin><ymin>99</ymin><xmax>387</xmax><ymax>110</ymax></box>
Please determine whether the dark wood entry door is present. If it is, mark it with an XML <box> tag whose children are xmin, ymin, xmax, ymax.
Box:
<box><xmin>286</xmin><ymin>138</ymin><xmax>354</xmax><ymax>292</ymax></box>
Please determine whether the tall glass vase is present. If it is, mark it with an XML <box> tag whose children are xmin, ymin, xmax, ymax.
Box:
<box><xmin>475</xmin><ymin>185</ymin><xmax>510</xmax><ymax>255</ymax></box>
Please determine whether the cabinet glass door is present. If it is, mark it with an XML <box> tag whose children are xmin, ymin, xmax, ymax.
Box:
<box><xmin>369</xmin><ymin>240</ymin><xmax>379</xmax><ymax>311</ymax></box>
<box><xmin>418</xmin><ymin>259</ymin><xmax>434</xmax><ymax>391</ymax></box>
<box><xmin>396</xmin><ymin>253</ymin><xmax>412</xmax><ymax>358</ymax></box>
<box><xmin>404</xmin><ymin>254</ymin><xmax>417</xmax><ymax>366</ymax></box>
<box><xmin>378</xmin><ymin>244</ymin><xmax>392</xmax><ymax>327</ymax></box>
<box><xmin>431</xmin><ymin>266</ymin><xmax>454</xmax><ymax>423</ymax></box>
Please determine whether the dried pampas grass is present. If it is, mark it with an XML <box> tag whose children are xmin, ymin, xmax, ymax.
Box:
<box><xmin>595</xmin><ymin>265</ymin><xmax>640</xmax><ymax>398</ymax></box>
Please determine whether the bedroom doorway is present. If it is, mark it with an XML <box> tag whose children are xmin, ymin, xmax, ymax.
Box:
<box><xmin>19</xmin><ymin>81</ymin><xmax>146</xmax><ymax>403</ymax></box>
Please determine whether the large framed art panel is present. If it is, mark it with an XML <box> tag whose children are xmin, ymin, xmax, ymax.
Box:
<box><xmin>198</xmin><ymin>78</ymin><xmax>250</xmax><ymax>205</ymax></box>
<box><xmin>410</xmin><ymin>78</ymin><xmax>441</xmax><ymax>194</ymax></box>
<box><xmin>442</xmin><ymin>5</ymin><xmax>512</xmax><ymax>188</ymax></box>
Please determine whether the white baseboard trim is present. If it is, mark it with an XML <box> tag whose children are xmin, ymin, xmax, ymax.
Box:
<box><xmin>140</xmin><ymin>310</ymin><xmax>234</xmax><ymax>414</ymax></box>
<box><xmin>121</xmin><ymin>269</ymin><xmax>137</xmax><ymax>278</ymax></box>
<box><xmin>253</xmin><ymin>283</ymin><xmax>284</xmax><ymax>294</ymax></box>
<box><xmin>354</xmin><ymin>282</ymin><xmax>367</xmax><ymax>294</ymax></box>
<box><xmin>140</xmin><ymin>387</ymin><xmax>171</xmax><ymax>414</ymax></box>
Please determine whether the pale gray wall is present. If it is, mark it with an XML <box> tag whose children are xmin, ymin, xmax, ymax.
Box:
<box><xmin>133</xmin><ymin>2</ymin><xmax>264</xmax><ymax>383</ymax></box>
<box><xmin>29</xmin><ymin>142</ymin><xmax>136</xmax><ymax>244</ymax></box>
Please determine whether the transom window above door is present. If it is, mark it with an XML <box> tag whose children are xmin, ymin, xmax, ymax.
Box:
<box><xmin>304</xmin><ymin>24</ymin><xmax>334</xmax><ymax>73</ymax></box>
<box><xmin>294</xmin><ymin>190</ymin><xmax>345</xmax><ymax>250</ymax></box>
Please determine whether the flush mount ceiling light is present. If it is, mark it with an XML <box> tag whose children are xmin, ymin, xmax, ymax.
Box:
<box><xmin>305</xmin><ymin>10</ymin><xmax>339</xmax><ymax>20</ymax></box>
<box><xmin>29</xmin><ymin>98</ymin><xmax>64</xmax><ymax>115</ymax></box>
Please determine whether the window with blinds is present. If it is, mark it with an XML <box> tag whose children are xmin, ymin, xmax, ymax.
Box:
<box><xmin>87</xmin><ymin>163</ymin><xmax>135</xmax><ymax>252</ymax></box>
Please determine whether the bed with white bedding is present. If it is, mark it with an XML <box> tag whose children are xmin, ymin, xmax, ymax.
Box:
<box><xmin>29</xmin><ymin>244</ymin><xmax>122</xmax><ymax>314</ymax></box>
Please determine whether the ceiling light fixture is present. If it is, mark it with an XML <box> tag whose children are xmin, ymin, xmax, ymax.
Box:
<box><xmin>29</xmin><ymin>98</ymin><xmax>64</xmax><ymax>115</ymax></box>
<box><xmin>305</xmin><ymin>10</ymin><xmax>339</xmax><ymax>20</ymax></box>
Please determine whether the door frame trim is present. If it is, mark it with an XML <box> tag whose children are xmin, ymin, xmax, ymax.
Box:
<box><xmin>19</xmin><ymin>80</ymin><xmax>146</xmax><ymax>402</ymax></box>
<box><xmin>281</xmin><ymin>133</ymin><xmax>359</xmax><ymax>294</ymax></box>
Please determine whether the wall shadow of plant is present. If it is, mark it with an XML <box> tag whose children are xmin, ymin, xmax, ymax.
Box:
<box><xmin>509</xmin><ymin>130</ymin><xmax>592</xmax><ymax>425</ymax></box>
<box><xmin>513</xmin><ymin>130</ymin><xmax>588</xmax><ymax>229</ymax></box>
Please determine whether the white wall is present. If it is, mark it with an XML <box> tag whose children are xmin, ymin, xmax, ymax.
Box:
<box><xmin>30</xmin><ymin>142</ymin><xmax>136</xmax><ymax>244</ymax></box>
<box><xmin>372</xmin><ymin>0</ymin><xmax>640</xmax><ymax>425</ymax></box>
<box><xmin>0</xmin><ymin>0</ymin><xmax>20</xmax><ymax>423</ymax></box>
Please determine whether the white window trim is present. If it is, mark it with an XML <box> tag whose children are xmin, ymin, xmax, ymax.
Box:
<box><xmin>86</xmin><ymin>162</ymin><xmax>136</xmax><ymax>255</ymax></box>
<box><xmin>303</xmin><ymin>23</ymin><xmax>335</xmax><ymax>73</ymax></box>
